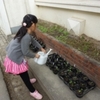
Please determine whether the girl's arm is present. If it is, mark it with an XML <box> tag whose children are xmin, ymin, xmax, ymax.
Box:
<box><xmin>40</xmin><ymin>48</ymin><xmax>46</xmax><ymax>53</ymax></box>
<box><xmin>31</xmin><ymin>37</ymin><xmax>46</xmax><ymax>53</ymax></box>
<box><xmin>31</xmin><ymin>37</ymin><xmax>42</xmax><ymax>49</ymax></box>
<box><xmin>21</xmin><ymin>34</ymin><xmax>35</xmax><ymax>58</ymax></box>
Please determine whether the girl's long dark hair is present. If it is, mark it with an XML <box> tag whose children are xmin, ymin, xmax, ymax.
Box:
<box><xmin>14</xmin><ymin>14</ymin><xmax>38</xmax><ymax>42</ymax></box>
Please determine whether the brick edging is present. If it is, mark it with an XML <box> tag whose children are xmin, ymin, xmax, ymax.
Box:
<box><xmin>36</xmin><ymin>30</ymin><xmax>100</xmax><ymax>88</ymax></box>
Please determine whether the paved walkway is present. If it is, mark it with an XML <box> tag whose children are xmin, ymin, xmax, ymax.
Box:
<box><xmin>0</xmin><ymin>29</ymin><xmax>100</xmax><ymax>100</ymax></box>
<box><xmin>29</xmin><ymin>60</ymin><xmax>100</xmax><ymax>100</ymax></box>
<box><xmin>0</xmin><ymin>67</ymin><xmax>10</xmax><ymax>100</ymax></box>
<box><xmin>0</xmin><ymin>30</ymin><xmax>10</xmax><ymax>100</ymax></box>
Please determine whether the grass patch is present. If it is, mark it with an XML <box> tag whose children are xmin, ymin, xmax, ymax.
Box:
<box><xmin>37</xmin><ymin>19</ymin><xmax>100</xmax><ymax>62</ymax></box>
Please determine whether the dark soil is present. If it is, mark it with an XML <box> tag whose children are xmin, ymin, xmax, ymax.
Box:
<box><xmin>37</xmin><ymin>19</ymin><xmax>100</xmax><ymax>62</ymax></box>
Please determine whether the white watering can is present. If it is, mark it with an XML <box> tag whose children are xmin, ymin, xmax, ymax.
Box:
<box><xmin>34</xmin><ymin>48</ymin><xmax>52</xmax><ymax>65</ymax></box>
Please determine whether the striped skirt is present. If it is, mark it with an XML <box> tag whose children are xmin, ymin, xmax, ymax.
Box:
<box><xmin>3</xmin><ymin>56</ymin><xmax>28</xmax><ymax>75</ymax></box>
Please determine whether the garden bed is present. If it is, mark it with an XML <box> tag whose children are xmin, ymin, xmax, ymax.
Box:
<box><xmin>33</xmin><ymin>27</ymin><xmax>100</xmax><ymax>89</ymax></box>
<box><xmin>37</xmin><ymin>19</ymin><xmax>100</xmax><ymax>62</ymax></box>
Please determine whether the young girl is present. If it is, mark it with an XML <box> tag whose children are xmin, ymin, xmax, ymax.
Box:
<box><xmin>3</xmin><ymin>14</ymin><xmax>45</xmax><ymax>100</ymax></box>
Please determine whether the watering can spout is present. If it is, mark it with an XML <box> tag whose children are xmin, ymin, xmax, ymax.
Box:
<box><xmin>45</xmin><ymin>48</ymin><xmax>52</xmax><ymax>56</ymax></box>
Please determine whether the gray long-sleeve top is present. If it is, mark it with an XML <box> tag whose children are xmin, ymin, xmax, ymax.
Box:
<box><xmin>6</xmin><ymin>33</ymin><xmax>42</xmax><ymax>64</ymax></box>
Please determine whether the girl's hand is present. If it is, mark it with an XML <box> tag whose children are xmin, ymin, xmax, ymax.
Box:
<box><xmin>40</xmin><ymin>48</ymin><xmax>46</xmax><ymax>53</ymax></box>
<box><xmin>35</xmin><ymin>53</ymin><xmax>40</xmax><ymax>58</ymax></box>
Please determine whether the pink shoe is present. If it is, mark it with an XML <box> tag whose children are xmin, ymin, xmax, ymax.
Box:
<box><xmin>30</xmin><ymin>78</ymin><xmax>36</xmax><ymax>84</ymax></box>
<box><xmin>30</xmin><ymin>90</ymin><xmax>43</xmax><ymax>100</ymax></box>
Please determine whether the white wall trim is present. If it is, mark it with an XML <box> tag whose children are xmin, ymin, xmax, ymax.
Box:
<box><xmin>35</xmin><ymin>0</ymin><xmax>100</xmax><ymax>13</ymax></box>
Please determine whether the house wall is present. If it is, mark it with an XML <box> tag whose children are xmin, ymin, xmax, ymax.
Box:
<box><xmin>3</xmin><ymin>0</ymin><xmax>28</xmax><ymax>34</ymax></box>
<box><xmin>0</xmin><ymin>0</ymin><xmax>39</xmax><ymax>35</ymax></box>
<box><xmin>0</xmin><ymin>0</ymin><xmax>100</xmax><ymax>41</ymax></box>
<box><xmin>0</xmin><ymin>0</ymin><xmax>11</xmax><ymax>35</ymax></box>
<box><xmin>35</xmin><ymin>0</ymin><xmax>100</xmax><ymax>40</ymax></box>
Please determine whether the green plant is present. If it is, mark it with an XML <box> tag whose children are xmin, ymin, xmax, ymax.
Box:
<box><xmin>37</xmin><ymin>19</ymin><xmax>100</xmax><ymax>62</ymax></box>
<box><xmin>56</xmin><ymin>35</ymin><xmax>67</xmax><ymax>44</ymax></box>
<box><xmin>38</xmin><ymin>25</ymin><xmax>48</xmax><ymax>33</ymax></box>
<box><xmin>37</xmin><ymin>20</ymin><xmax>69</xmax><ymax>36</ymax></box>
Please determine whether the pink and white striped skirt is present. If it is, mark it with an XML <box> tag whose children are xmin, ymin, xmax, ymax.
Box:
<box><xmin>3</xmin><ymin>56</ymin><xmax>28</xmax><ymax>75</ymax></box>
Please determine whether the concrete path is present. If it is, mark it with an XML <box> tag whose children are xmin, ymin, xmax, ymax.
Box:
<box><xmin>0</xmin><ymin>67</ymin><xmax>10</xmax><ymax>100</ymax></box>
<box><xmin>29</xmin><ymin>59</ymin><xmax>100</xmax><ymax>100</ymax></box>
<box><xmin>0</xmin><ymin>30</ymin><xmax>10</xmax><ymax>100</ymax></box>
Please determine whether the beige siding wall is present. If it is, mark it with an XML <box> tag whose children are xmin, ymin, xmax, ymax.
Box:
<box><xmin>0</xmin><ymin>0</ymin><xmax>100</xmax><ymax>40</ymax></box>
<box><xmin>38</xmin><ymin>6</ymin><xmax>100</xmax><ymax>40</ymax></box>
